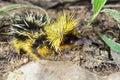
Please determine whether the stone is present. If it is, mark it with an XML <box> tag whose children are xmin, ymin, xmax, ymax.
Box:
<box><xmin>7</xmin><ymin>60</ymin><xmax>103</xmax><ymax>80</ymax></box>
<box><xmin>107</xmin><ymin>72</ymin><xmax>120</xmax><ymax>80</ymax></box>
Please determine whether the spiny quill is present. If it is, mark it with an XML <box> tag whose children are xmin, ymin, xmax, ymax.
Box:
<box><xmin>45</xmin><ymin>12</ymin><xmax>79</xmax><ymax>51</ymax></box>
<box><xmin>0</xmin><ymin>11</ymin><xmax>80</xmax><ymax>60</ymax></box>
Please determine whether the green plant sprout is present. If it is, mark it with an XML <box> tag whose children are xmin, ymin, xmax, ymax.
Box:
<box><xmin>103</xmin><ymin>9</ymin><xmax>120</xmax><ymax>24</ymax></box>
<box><xmin>99</xmin><ymin>9</ymin><xmax>120</xmax><ymax>53</ymax></box>
<box><xmin>85</xmin><ymin>0</ymin><xmax>107</xmax><ymax>28</ymax></box>
<box><xmin>99</xmin><ymin>33</ymin><xmax>120</xmax><ymax>53</ymax></box>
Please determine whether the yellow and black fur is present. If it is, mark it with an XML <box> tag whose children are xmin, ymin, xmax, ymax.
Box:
<box><xmin>1</xmin><ymin>11</ymin><xmax>80</xmax><ymax>60</ymax></box>
<box><xmin>10</xmin><ymin>11</ymin><xmax>49</xmax><ymax>60</ymax></box>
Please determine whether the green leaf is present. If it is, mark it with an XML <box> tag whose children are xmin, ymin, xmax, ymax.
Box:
<box><xmin>0</xmin><ymin>4</ymin><xmax>50</xmax><ymax>24</ymax></box>
<box><xmin>103</xmin><ymin>9</ymin><xmax>120</xmax><ymax>24</ymax></box>
<box><xmin>85</xmin><ymin>0</ymin><xmax>107</xmax><ymax>28</ymax></box>
<box><xmin>92</xmin><ymin>0</ymin><xmax>107</xmax><ymax>14</ymax></box>
<box><xmin>99</xmin><ymin>32</ymin><xmax>120</xmax><ymax>53</ymax></box>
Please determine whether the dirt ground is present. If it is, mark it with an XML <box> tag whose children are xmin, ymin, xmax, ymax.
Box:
<box><xmin>0</xmin><ymin>0</ymin><xmax>120</xmax><ymax>79</ymax></box>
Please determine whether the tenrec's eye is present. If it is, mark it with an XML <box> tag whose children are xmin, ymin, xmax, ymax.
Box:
<box><xmin>70</xmin><ymin>40</ymin><xmax>74</xmax><ymax>44</ymax></box>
